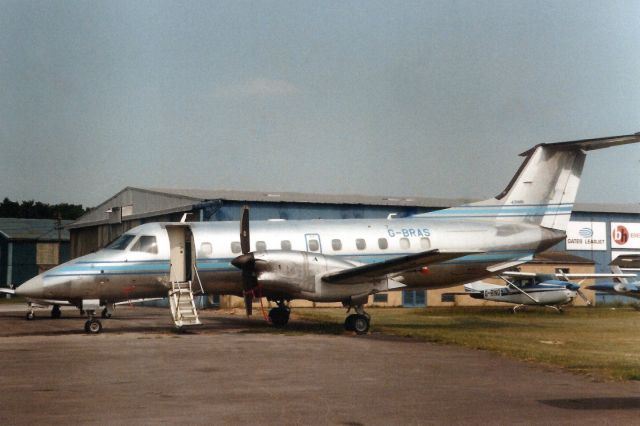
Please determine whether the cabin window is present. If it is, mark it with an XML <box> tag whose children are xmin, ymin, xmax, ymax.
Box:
<box><xmin>378</xmin><ymin>238</ymin><xmax>388</xmax><ymax>250</ymax></box>
<box><xmin>131</xmin><ymin>236</ymin><xmax>158</xmax><ymax>254</ymax></box>
<box><xmin>198</xmin><ymin>242</ymin><xmax>213</xmax><ymax>257</ymax></box>
<box><xmin>281</xmin><ymin>240</ymin><xmax>291</xmax><ymax>250</ymax></box>
<box><xmin>399</xmin><ymin>238</ymin><xmax>410</xmax><ymax>250</ymax></box>
<box><xmin>420</xmin><ymin>237</ymin><xmax>431</xmax><ymax>250</ymax></box>
<box><xmin>308</xmin><ymin>239</ymin><xmax>320</xmax><ymax>252</ymax></box>
<box><xmin>356</xmin><ymin>239</ymin><xmax>366</xmax><ymax>250</ymax></box>
<box><xmin>231</xmin><ymin>241</ymin><xmax>241</xmax><ymax>254</ymax></box>
<box><xmin>256</xmin><ymin>241</ymin><xmax>267</xmax><ymax>251</ymax></box>
<box><xmin>332</xmin><ymin>239</ymin><xmax>342</xmax><ymax>251</ymax></box>
<box><xmin>106</xmin><ymin>234</ymin><xmax>135</xmax><ymax>250</ymax></box>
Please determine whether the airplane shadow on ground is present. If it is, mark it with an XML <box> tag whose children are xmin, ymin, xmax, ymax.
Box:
<box><xmin>539</xmin><ymin>398</ymin><xmax>640</xmax><ymax>410</ymax></box>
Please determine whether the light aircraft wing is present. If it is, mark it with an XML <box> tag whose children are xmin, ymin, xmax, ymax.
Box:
<box><xmin>322</xmin><ymin>249</ymin><xmax>479</xmax><ymax>285</ymax></box>
<box><xmin>502</xmin><ymin>271</ymin><xmax>636</xmax><ymax>280</ymax></box>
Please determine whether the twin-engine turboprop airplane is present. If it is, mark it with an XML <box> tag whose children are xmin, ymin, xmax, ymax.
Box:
<box><xmin>7</xmin><ymin>133</ymin><xmax>640</xmax><ymax>333</ymax></box>
<box><xmin>454</xmin><ymin>271</ymin><xmax>637</xmax><ymax>312</ymax></box>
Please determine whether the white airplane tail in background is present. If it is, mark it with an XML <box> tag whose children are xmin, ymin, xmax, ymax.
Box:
<box><xmin>419</xmin><ymin>133</ymin><xmax>640</xmax><ymax>231</ymax></box>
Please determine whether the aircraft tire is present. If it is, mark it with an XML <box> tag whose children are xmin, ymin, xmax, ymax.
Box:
<box><xmin>26</xmin><ymin>312</ymin><xmax>35</xmax><ymax>321</ymax></box>
<box><xmin>51</xmin><ymin>306</ymin><xmax>61</xmax><ymax>319</ymax></box>
<box><xmin>269</xmin><ymin>307</ymin><xmax>290</xmax><ymax>327</ymax></box>
<box><xmin>353</xmin><ymin>314</ymin><xmax>370</xmax><ymax>335</ymax></box>
<box><xmin>344</xmin><ymin>314</ymin><xmax>358</xmax><ymax>331</ymax></box>
<box><xmin>85</xmin><ymin>319</ymin><xmax>102</xmax><ymax>334</ymax></box>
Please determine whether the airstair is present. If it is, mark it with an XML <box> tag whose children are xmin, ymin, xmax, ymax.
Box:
<box><xmin>168</xmin><ymin>281</ymin><xmax>201</xmax><ymax>328</ymax></box>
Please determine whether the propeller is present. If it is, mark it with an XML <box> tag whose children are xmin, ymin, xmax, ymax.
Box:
<box><xmin>558</xmin><ymin>271</ymin><xmax>592</xmax><ymax>306</ymax></box>
<box><xmin>230</xmin><ymin>205</ymin><xmax>258</xmax><ymax>316</ymax></box>
<box><xmin>565</xmin><ymin>281</ymin><xmax>592</xmax><ymax>306</ymax></box>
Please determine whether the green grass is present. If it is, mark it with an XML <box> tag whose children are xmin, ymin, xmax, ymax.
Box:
<box><xmin>0</xmin><ymin>296</ymin><xmax>24</xmax><ymax>304</ymax></box>
<box><xmin>291</xmin><ymin>307</ymin><xmax>640</xmax><ymax>381</ymax></box>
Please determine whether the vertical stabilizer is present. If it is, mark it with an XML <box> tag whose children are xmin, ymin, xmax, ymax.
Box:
<box><xmin>418</xmin><ymin>133</ymin><xmax>640</xmax><ymax>231</ymax></box>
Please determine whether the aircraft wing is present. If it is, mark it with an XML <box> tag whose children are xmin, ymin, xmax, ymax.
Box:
<box><xmin>587</xmin><ymin>282</ymin><xmax>639</xmax><ymax>294</ymax></box>
<box><xmin>0</xmin><ymin>288</ymin><xmax>15</xmax><ymax>295</ymax></box>
<box><xmin>322</xmin><ymin>249</ymin><xmax>479</xmax><ymax>285</ymax></box>
<box><xmin>502</xmin><ymin>271</ymin><xmax>637</xmax><ymax>280</ymax></box>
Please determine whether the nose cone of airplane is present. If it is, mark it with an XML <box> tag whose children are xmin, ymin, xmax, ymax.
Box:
<box><xmin>15</xmin><ymin>275</ymin><xmax>46</xmax><ymax>298</ymax></box>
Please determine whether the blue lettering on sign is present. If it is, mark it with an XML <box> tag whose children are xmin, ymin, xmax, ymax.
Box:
<box><xmin>388</xmin><ymin>228</ymin><xmax>430</xmax><ymax>238</ymax></box>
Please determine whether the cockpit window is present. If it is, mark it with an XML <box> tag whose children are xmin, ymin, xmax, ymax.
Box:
<box><xmin>131</xmin><ymin>235</ymin><xmax>158</xmax><ymax>254</ymax></box>
<box><xmin>106</xmin><ymin>234</ymin><xmax>135</xmax><ymax>250</ymax></box>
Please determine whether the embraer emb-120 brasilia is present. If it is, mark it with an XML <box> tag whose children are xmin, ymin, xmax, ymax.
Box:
<box><xmin>5</xmin><ymin>133</ymin><xmax>640</xmax><ymax>334</ymax></box>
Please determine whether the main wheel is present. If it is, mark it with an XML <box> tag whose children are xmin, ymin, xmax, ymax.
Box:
<box><xmin>51</xmin><ymin>305</ymin><xmax>61</xmax><ymax>319</ymax></box>
<box><xmin>353</xmin><ymin>314</ymin><xmax>370</xmax><ymax>335</ymax></box>
<box><xmin>344</xmin><ymin>314</ymin><xmax>358</xmax><ymax>331</ymax></box>
<box><xmin>269</xmin><ymin>307</ymin><xmax>290</xmax><ymax>327</ymax></box>
<box><xmin>26</xmin><ymin>311</ymin><xmax>35</xmax><ymax>321</ymax></box>
<box><xmin>85</xmin><ymin>319</ymin><xmax>102</xmax><ymax>334</ymax></box>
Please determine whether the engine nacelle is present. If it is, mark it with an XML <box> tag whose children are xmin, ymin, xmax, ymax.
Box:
<box><xmin>253</xmin><ymin>250</ymin><xmax>354</xmax><ymax>296</ymax></box>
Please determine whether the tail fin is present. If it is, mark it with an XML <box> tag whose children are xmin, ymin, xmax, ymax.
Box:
<box><xmin>419</xmin><ymin>133</ymin><xmax>640</xmax><ymax>231</ymax></box>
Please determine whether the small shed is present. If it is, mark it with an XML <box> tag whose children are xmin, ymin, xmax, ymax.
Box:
<box><xmin>0</xmin><ymin>218</ymin><xmax>71</xmax><ymax>288</ymax></box>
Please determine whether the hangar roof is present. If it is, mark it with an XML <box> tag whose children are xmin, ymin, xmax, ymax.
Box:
<box><xmin>68</xmin><ymin>186</ymin><xmax>640</xmax><ymax>229</ymax></box>
<box><xmin>0</xmin><ymin>218</ymin><xmax>71</xmax><ymax>241</ymax></box>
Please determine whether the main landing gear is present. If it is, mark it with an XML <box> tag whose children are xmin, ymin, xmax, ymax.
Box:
<box><xmin>268</xmin><ymin>299</ymin><xmax>290</xmax><ymax>327</ymax></box>
<box><xmin>344</xmin><ymin>305</ymin><xmax>370</xmax><ymax>335</ymax></box>
<box><xmin>51</xmin><ymin>305</ymin><xmax>62</xmax><ymax>319</ymax></box>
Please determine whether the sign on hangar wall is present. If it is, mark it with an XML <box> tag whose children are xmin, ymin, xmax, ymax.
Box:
<box><xmin>566</xmin><ymin>221</ymin><xmax>607</xmax><ymax>251</ymax></box>
<box><xmin>611</xmin><ymin>223</ymin><xmax>640</xmax><ymax>249</ymax></box>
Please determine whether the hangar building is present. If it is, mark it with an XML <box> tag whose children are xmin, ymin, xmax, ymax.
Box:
<box><xmin>0</xmin><ymin>218</ymin><xmax>71</xmax><ymax>289</ymax></box>
<box><xmin>67</xmin><ymin>187</ymin><xmax>640</xmax><ymax>306</ymax></box>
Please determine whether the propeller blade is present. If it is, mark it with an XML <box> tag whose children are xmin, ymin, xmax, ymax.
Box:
<box><xmin>240</xmin><ymin>205</ymin><xmax>250</xmax><ymax>255</ymax></box>
<box><xmin>244</xmin><ymin>293</ymin><xmax>254</xmax><ymax>316</ymax></box>
<box><xmin>576</xmin><ymin>289</ymin><xmax>592</xmax><ymax>306</ymax></box>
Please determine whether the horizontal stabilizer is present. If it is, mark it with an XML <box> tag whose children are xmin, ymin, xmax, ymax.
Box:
<box><xmin>519</xmin><ymin>132</ymin><xmax>640</xmax><ymax>156</ymax></box>
<box><xmin>464</xmin><ymin>281</ymin><xmax>501</xmax><ymax>292</ymax></box>
<box><xmin>322</xmin><ymin>249</ymin><xmax>479</xmax><ymax>285</ymax></box>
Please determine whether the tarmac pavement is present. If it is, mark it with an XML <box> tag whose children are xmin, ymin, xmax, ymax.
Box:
<box><xmin>0</xmin><ymin>306</ymin><xmax>639</xmax><ymax>425</ymax></box>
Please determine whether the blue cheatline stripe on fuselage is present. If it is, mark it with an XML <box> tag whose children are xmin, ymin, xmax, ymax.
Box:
<box><xmin>43</xmin><ymin>250</ymin><xmax>535</xmax><ymax>279</ymax></box>
<box><xmin>413</xmin><ymin>204</ymin><xmax>573</xmax><ymax>218</ymax></box>
<box><xmin>44</xmin><ymin>260</ymin><xmax>170</xmax><ymax>278</ymax></box>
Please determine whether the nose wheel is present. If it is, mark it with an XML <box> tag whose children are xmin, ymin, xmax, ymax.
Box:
<box><xmin>84</xmin><ymin>318</ymin><xmax>102</xmax><ymax>333</ymax></box>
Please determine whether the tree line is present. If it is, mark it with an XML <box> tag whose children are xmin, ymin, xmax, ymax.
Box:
<box><xmin>0</xmin><ymin>198</ymin><xmax>90</xmax><ymax>220</ymax></box>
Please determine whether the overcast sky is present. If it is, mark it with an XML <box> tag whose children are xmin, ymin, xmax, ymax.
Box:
<box><xmin>1</xmin><ymin>0</ymin><xmax>638</xmax><ymax>207</ymax></box>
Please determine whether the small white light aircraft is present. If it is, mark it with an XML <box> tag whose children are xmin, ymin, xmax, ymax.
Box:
<box><xmin>4</xmin><ymin>133</ymin><xmax>640</xmax><ymax>333</ymax></box>
<box><xmin>453</xmin><ymin>271</ymin><xmax>637</xmax><ymax>312</ymax></box>
<box><xmin>587</xmin><ymin>255</ymin><xmax>640</xmax><ymax>300</ymax></box>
